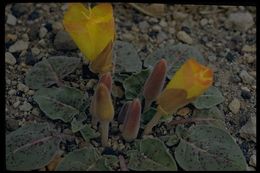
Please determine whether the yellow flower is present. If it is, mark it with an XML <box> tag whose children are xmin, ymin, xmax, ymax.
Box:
<box><xmin>157</xmin><ymin>58</ymin><xmax>213</xmax><ymax>115</ymax></box>
<box><xmin>63</xmin><ymin>3</ymin><xmax>115</xmax><ymax>61</ymax></box>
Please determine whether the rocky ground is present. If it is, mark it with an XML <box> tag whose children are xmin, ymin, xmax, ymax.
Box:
<box><xmin>5</xmin><ymin>3</ymin><xmax>256</xmax><ymax>170</ymax></box>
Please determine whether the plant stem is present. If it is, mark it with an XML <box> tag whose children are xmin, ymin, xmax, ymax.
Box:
<box><xmin>100</xmin><ymin>121</ymin><xmax>109</xmax><ymax>147</ymax></box>
<box><xmin>143</xmin><ymin>99</ymin><xmax>152</xmax><ymax>112</ymax></box>
<box><xmin>143</xmin><ymin>111</ymin><xmax>162</xmax><ymax>135</ymax></box>
<box><xmin>91</xmin><ymin>117</ymin><xmax>98</xmax><ymax>130</ymax></box>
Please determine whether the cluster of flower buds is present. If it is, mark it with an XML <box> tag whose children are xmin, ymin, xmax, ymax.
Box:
<box><xmin>63</xmin><ymin>3</ymin><xmax>213</xmax><ymax>146</ymax></box>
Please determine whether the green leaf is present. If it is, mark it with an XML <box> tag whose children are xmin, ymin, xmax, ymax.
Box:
<box><xmin>144</xmin><ymin>43</ymin><xmax>205</xmax><ymax>78</ymax></box>
<box><xmin>127</xmin><ymin>138</ymin><xmax>177</xmax><ymax>171</ymax></box>
<box><xmin>34</xmin><ymin>86</ymin><xmax>87</xmax><ymax>123</ymax></box>
<box><xmin>113</xmin><ymin>41</ymin><xmax>142</xmax><ymax>73</ymax></box>
<box><xmin>6</xmin><ymin>123</ymin><xmax>61</xmax><ymax>171</ymax></box>
<box><xmin>192</xmin><ymin>106</ymin><xmax>226</xmax><ymax>129</ymax></box>
<box><xmin>123</xmin><ymin>68</ymin><xmax>151</xmax><ymax>100</ymax></box>
<box><xmin>71</xmin><ymin>112</ymin><xmax>88</xmax><ymax>133</ymax></box>
<box><xmin>141</xmin><ymin>107</ymin><xmax>157</xmax><ymax>125</ymax></box>
<box><xmin>80</xmin><ymin>124</ymin><xmax>100</xmax><ymax>142</ymax></box>
<box><xmin>25</xmin><ymin>56</ymin><xmax>80</xmax><ymax>89</ymax></box>
<box><xmin>175</xmin><ymin>125</ymin><xmax>247</xmax><ymax>171</ymax></box>
<box><xmin>192</xmin><ymin>86</ymin><xmax>225</xmax><ymax>109</ymax></box>
<box><xmin>56</xmin><ymin>147</ymin><xmax>115</xmax><ymax>171</ymax></box>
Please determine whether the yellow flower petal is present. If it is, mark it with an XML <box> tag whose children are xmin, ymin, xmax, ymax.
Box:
<box><xmin>166</xmin><ymin>58</ymin><xmax>213</xmax><ymax>99</ymax></box>
<box><xmin>63</xmin><ymin>3</ymin><xmax>115</xmax><ymax>61</ymax></box>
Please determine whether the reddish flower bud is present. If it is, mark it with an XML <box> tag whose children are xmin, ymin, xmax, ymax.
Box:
<box><xmin>143</xmin><ymin>59</ymin><xmax>167</xmax><ymax>110</ymax></box>
<box><xmin>117</xmin><ymin>101</ymin><xmax>131</xmax><ymax>124</ymax></box>
<box><xmin>99</xmin><ymin>72</ymin><xmax>112</xmax><ymax>92</ymax></box>
<box><xmin>122</xmin><ymin>98</ymin><xmax>141</xmax><ymax>142</ymax></box>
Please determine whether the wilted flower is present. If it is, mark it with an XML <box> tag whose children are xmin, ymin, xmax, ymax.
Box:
<box><xmin>144</xmin><ymin>58</ymin><xmax>213</xmax><ymax>135</ymax></box>
<box><xmin>63</xmin><ymin>3</ymin><xmax>115</xmax><ymax>74</ymax></box>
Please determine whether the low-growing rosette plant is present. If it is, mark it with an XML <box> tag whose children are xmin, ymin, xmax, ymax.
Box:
<box><xmin>6</xmin><ymin>3</ymin><xmax>247</xmax><ymax>171</ymax></box>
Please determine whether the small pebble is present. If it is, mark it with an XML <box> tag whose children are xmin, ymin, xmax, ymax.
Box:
<box><xmin>228</xmin><ymin>98</ymin><xmax>240</xmax><ymax>114</ymax></box>
<box><xmin>177</xmin><ymin>31</ymin><xmax>193</xmax><ymax>44</ymax></box>
<box><xmin>17</xmin><ymin>83</ymin><xmax>29</xmax><ymax>93</ymax></box>
<box><xmin>9</xmin><ymin>40</ymin><xmax>29</xmax><ymax>53</ymax></box>
<box><xmin>249</xmin><ymin>154</ymin><xmax>256</xmax><ymax>167</ymax></box>
<box><xmin>8</xmin><ymin>89</ymin><xmax>16</xmax><ymax>95</ymax></box>
<box><xmin>31</xmin><ymin>47</ymin><xmax>40</xmax><ymax>56</ymax></box>
<box><xmin>242</xmin><ymin>45</ymin><xmax>256</xmax><ymax>52</ymax></box>
<box><xmin>19</xmin><ymin>101</ymin><xmax>33</xmax><ymax>111</ymax></box>
<box><xmin>239</xmin><ymin>70</ymin><xmax>255</xmax><ymax>84</ymax></box>
<box><xmin>54</xmin><ymin>31</ymin><xmax>77</xmax><ymax>50</ymax></box>
<box><xmin>239</xmin><ymin>116</ymin><xmax>256</xmax><ymax>142</ymax></box>
<box><xmin>5</xmin><ymin>52</ymin><xmax>16</xmax><ymax>65</ymax></box>
<box><xmin>228</xmin><ymin>12</ymin><xmax>254</xmax><ymax>32</ymax></box>
<box><xmin>32</xmin><ymin>108</ymin><xmax>40</xmax><ymax>116</ymax></box>
<box><xmin>39</xmin><ymin>27</ymin><xmax>48</xmax><ymax>38</ymax></box>
<box><xmin>200</xmin><ymin>18</ymin><xmax>208</xmax><ymax>26</ymax></box>
<box><xmin>6</xmin><ymin>14</ymin><xmax>17</xmax><ymax>26</ymax></box>
<box><xmin>13</xmin><ymin>101</ymin><xmax>21</xmax><ymax>108</ymax></box>
<box><xmin>28</xmin><ymin>11</ymin><xmax>40</xmax><ymax>20</ymax></box>
<box><xmin>241</xmin><ymin>90</ymin><xmax>251</xmax><ymax>99</ymax></box>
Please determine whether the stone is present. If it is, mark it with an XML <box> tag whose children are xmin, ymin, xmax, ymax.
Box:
<box><xmin>19</xmin><ymin>101</ymin><xmax>33</xmax><ymax>112</ymax></box>
<box><xmin>28</xmin><ymin>90</ymin><xmax>35</xmax><ymax>96</ymax></box>
<box><xmin>6</xmin><ymin>14</ymin><xmax>17</xmax><ymax>26</ymax></box>
<box><xmin>152</xmin><ymin>25</ymin><xmax>161</xmax><ymax>32</ymax></box>
<box><xmin>249</xmin><ymin>154</ymin><xmax>256</xmax><ymax>167</ymax></box>
<box><xmin>9</xmin><ymin>40</ymin><xmax>29</xmax><ymax>53</ymax></box>
<box><xmin>28</xmin><ymin>11</ymin><xmax>40</xmax><ymax>21</ymax></box>
<box><xmin>239</xmin><ymin>116</ymin><xmax>256</xmax><ymax>142</ymax></box>
<box><xmin>246</xmin><ymin>55</ymin><xmax>256</xmax><ymax>64</ymax></box>
<box><xmin>17</xmin><ymin>83</ymin><xmax>29</xmax><ymax>93</ymax></box>
<box><xmin>52</xmin><ymin>22</ymin><xmax>64</xmax><ymax>33</ymax></box>
<box><xmin>138</xmin><ymin>21</ymin><xmax>149</xmax><ymax>32</ymax></box>
<box><xmin>11</xmin><ymin>3</ymin><xmax>29</xmax><ymax>17</ymax></box>
<box><xmin>228</xmin><ymin>98</ymin><xmax>240</xmax><ymax>114</ymax></box>
<box><xmin>6</xmin><ymin>118</ymin><xmax>19</xmax><ymax>131</ymax></box>
<box><xmin>242</xmin><ymin>45</ymin><xmax>256</xmax><ymax>52</ymax></box>
<box><xmin>31</xmin><ymin>47</ymin><xmax>40</xmax><ymax>56</ymax></box>
<box><xmin>168</xmin><ymin>27</ymin><xmax>175</xmax><ymax>34</ymax></box>
<box><xmin>86</xmin><ymin>79</ymin><xmax>97</xmax><ymax>90</ymax></box>
<box><xmin>39</xmin><ymin>27</ymin><xmax>48</xmax><ymax>38</ymax></box>
<box><xmin>122</xmin><ymin>33</ymin><xmax>135</xmax><ymax>41</ymax></box>
<box><xmin>208</xmin><ymin>55</ymin><xmax>217</xmax><ymax>62</ymax></box>
<box><xmin>228</xmin><ymin>12</ymin><xmax>254</xmax><ymax>32</ymax></box>
<box><xmin>239</xmin><ymin>70</ymin><xmax>255</xmax><ymax>84</ymax></box>
<box><xmin>13</xmin><ymin>100</ymin><xmax>21</xmax><ymax>108</ymax></box>
<box><xmin>5</xmin><ymin>52</ymin><xmax>16</xmax><ymax>65</ymax></box>
<box><xmin>177</xmin><ymin>31</ymin><xmax>193</xmax><ymax>44</ymax></box>
<box><xmin>8</xmin><ymin>89</ymin><xmax>16</xmax><ymax>95</ymax></box>
<box><xmin>159</xmin><ymin>19</ymin><xmax>168</xmax><ymax>27</ymax></box>
<box><xmin>200</xmin><ymin>18</ymin><xmax>208</xmax><ymax>26</ymax></box>
<box><xmin>157</xmin><ymin>31</ymin><xmax>167</xmax><ymax>43</ymax></box>
<box><xmin>173</xmin><ymin>11</ymin><xmax>188</xmax><ymax>20</ymax></box>
<box><xmin>54</xmin><ymin>31</ymin><xmax>77</xmax><ymax>50</ymax></box>
<box><xmin>32</xmin><ymin>108</ymin><xmax>40</xmax><ymax>116</ymax></box>
<box><xmin>241</xmin><ymin>90</ymin><xmax>251</xmax><ymax>99</ymax></box>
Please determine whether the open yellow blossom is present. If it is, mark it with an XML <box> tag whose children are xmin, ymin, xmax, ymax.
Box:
<box><xmin>166</xmin><ymin>58</ymin><xmax>213</xmax><ymax>99</ymax></box>
<box><xmin>144</xmin><ymin>58</ymin><xmax>213</xmax><ymax>135</ymax></box>
<box><xmin>63</xmin><ymin>3</ymin><xmax>115</xmax><ymax>61</ymax></box>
